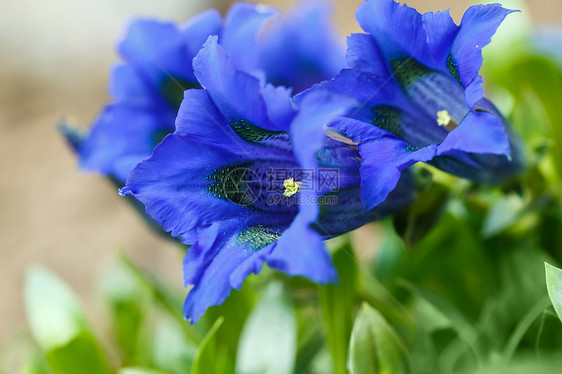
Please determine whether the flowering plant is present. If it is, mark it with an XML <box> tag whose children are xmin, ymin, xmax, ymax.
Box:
<box><xmin>15</xmin><ymin>0</ymin><xmax>562</xmax><ymax>373</ymax></box>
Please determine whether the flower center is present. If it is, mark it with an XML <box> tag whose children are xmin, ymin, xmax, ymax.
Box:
<box><xmin>436</xmin><ymin>110</ymin><xmax>459</xmax><ymax>131</ymax></box>
<box><xmin>283</xmin><ymin>178</ymin><xmax>301</xmax><ymax>197</ymax></box>
<box><xmin>436</xmin><ymin>110</ymin><xmax>452</xmax><ymax>127</ymax></box>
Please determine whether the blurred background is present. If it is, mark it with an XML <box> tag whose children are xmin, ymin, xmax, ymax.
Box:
<box><xmin>1</xmin><ymin>0</ymin><xmax>561</xmax><ymax>353</ymax></box>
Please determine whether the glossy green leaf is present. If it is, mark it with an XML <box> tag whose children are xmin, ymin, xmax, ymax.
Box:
<box><xmin>545</xmin><ymin>262</ymin><xmax>562</xmax><ymax>322</ymax></box>
<box><xmin>236</xmin><ymin>282</ymin><xmax>296</xmax><ymax>374</ymax></box>
<box><xmin>119</xmin><ymin>367</ymin><xmax>172</xmax><ymax>374</ymax></box>
<box><xmin>24</xmin><ymin>265</ymin><xmax>112</xmax><ymax>374</ymax></box>
<box><xmin>348</xmin><ymin>303</ymin><xmax>411</xmax><ymax>374</ymax></box>
<box><xmin>44</xmin><ymin>334</ymin><xmax>112</xmax><ymax>374</ymax></box>
<box><xmin>24</xmin><ymin>265</ymin><xmax>88</xmax><ymax>349</ymax></box>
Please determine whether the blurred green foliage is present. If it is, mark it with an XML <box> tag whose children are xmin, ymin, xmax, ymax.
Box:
<box><xmin>3</xmin><ymin>2</ymin><xmax>562</xmax><ymax>373</ymax></box>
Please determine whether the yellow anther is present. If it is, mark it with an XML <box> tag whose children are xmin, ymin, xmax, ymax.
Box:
<box><xmin>436</xmin><ymin>110</ymin><xmax>452</xmax><ymax>127</ymax></box>
<box><xmin>283</xmin><ymin>178</ymin><xmax>301</xmax><ymax>197</ymax></box>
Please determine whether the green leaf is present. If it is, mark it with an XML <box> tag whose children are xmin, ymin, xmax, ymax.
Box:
<box><xmin>24</xmin><ymin>265</ymin><xmax>87</xmax><ymax>349</ymax></box>
<box><xmin>347</xmin><ymin>303</ymin><xmax>411</xmax><ymax>374</ymax></box>
<box><xmin>482</xmin><ymin>193</ymin><xmax>526</xmax><ymax>238</ymax></box>
<box><xmin>118</xmin><ymin>252</ymin><xmax>202</xmax><ymax>345</ymax></box>
<box><xmin>17</xmin><ymin>350</ymin><xmax>50</xmax><ymax>374</ymax></box>
<box><xmin>191</xmin><ymin>317</ymin><xmax>224</xmax><ymax>374</ymax></box>
<box><xmin>99</xmin><ymin>260</ymin><xmax>151</xmax><ymax>364</ymax></box>
<box><xmin>44</xmin><ymin>334</ymin><xmax>113</xmax><ymax>374</ymax></box>
<box><xmin>151</xmin><ymin>315</ymin><xmax>197</xmax><ymax>374</ymax></box>
<box><xmin>401</xmin><ymin>281</ymin><xmax>477</xmax><ymax>340</ymax></box>
<box><xmin>545</xmin><ymin>262</ymin><xmax>562</xmax><ymax>322</ymax></box>
<box><xmin>236</xmin><ymin>282</ymin><xmax>297</xmax><ymax>374</ymax></box>
<box><xmin>119</xmin><ymin>367</ymin><xmax>172</xmax><ymax>374</ymax></box>
<box><xmin>24</xmin><ymin>265</ymin><xmax>112</xmax><ymax>374</ymax></box>
<box><xmin>319</xmin><ymin>241</ymin><xmax>357</xmax><ymax>374</ymax></box>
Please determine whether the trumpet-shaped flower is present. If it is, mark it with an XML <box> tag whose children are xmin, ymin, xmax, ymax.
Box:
<box><xmin>61</xmin><ymin>2</ymin><xmax>345</xmax><ymax>184</ymax></box>
<box><xmin>121</xmin><ymin>37</ymin><xmax>413</xmax><ymax>322</ymax></box>
<box><xmin>305</xmin><ymin>0</ymin><xmax>525</xmax><ymax>209</ymax></box>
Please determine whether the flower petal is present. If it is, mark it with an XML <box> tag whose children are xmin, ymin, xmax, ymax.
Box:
<box><xmin>183</xmin><ymin>229</ymin><xmax>273</xmax><ymax>323</ymax></box>
<box><xmin>358</xmin><ymin>137</ymin><xmax>437</xmax><ymax>210</ymax></box>
<box><xmin>346</xmin><ymin>33</ymin><xmax>387</xmax><ymax>75</ymax></box>
<box><xmin>193</xmin><ymin>36</ymin><xmax>277</xmax><ymax>130</ymax></box>
<box><xmin>180</xmin><ymin>9</ymin><xmax>222</xmax><ymax>59</ymax></box>
<box><xmin>450</xmin><ymin>4</ymin><xmax>515</xmax><ymax>86</ymax></box>
<box><xmin>121</xmin><ymin>135</ymin><xmax>255</xmax><ymax>238</ymax></box>
<box><xmin>221</xmin><ymin>2</ymin><xmax>277</xmax><ymax>72</ymax></box>
<box><xmin>257</xmin><ymin>0</ymin><xmax>345</xmax><ymax>93</ymax></box>
<box><xmin>267</xmin><ymin>207</ymin><xmax>337</xmax><ymax>284</ymax></box>
<box><xmin>79</xmin><ymin>104</ymin><xmax>171</xmax><ymax>182</ymax></box>
<box><xmin>437</xmin><ymin>110</ymin><xmax>510</xmax><ymax>156</ymax></box>
<box><xmin>355</xmin><ymin>0</ymin><xmax>458</xmax><ymax>71</ymax></box>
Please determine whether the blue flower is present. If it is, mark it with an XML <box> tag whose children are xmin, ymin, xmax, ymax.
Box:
<box><xmin>63</xmin><ymin>4</ymin><xmax>276</xmax><ymax>183</ymax></box>
<box><xmin>62</xmin><ymin>2</ymin><xmax>345</xmax><ymax>185</ymax></box>
<box><xmin>304</xmin><ymin>0</ymin><xmax>525</xmax><ymax>209</ymax></box>
<box><xmin>120</xmin><ymin>36</ymin><xmax>413</xmax><ymax>322</ymax></box>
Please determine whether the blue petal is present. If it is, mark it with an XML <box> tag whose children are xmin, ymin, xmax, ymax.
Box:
<box><xmin>118</xmin><ymin>19</ymin><xmax>179</xmax><ymax>63</ymax></box>
<box><xmin>193</xmin><ymin>36</ymin><xmax>278</xmax><ymax>131</ymax></box>
<box><xmin>450</xmin><ymin>4</ymin><xmax>515</xmax><ymax>86</ymax></box>
<box><xmin>175</xmin><ymin>89</ymin><xmax>242</xmax><ymax>148</ymax></box>
<box><xmin>183</xmin><ymin>226</ymin><xmax>273</xmax><ymax>323</ymax></box>
<box><xmin>305</xmin><ymin>69</ymin><xmax>448</xmax><ymax>147</ymax></box>
<box><xmin>121</xmin><ymin>134</ymin><xmax>258</xmax><ymax>238</ymax></box>
<box><xmin>79</xmin><ymin>104</ymin><xmax>171</xmax><ymax>183</ymax></box>
<box><xmin>312</xmin><ymin>179</ymin><xmax>414</xmax><ymax>237</ymax></box>
<box><xmin>299</xmin><ymin>68</ymin><xmax>407</xmax><ymax>125</ymax></box>
<box><xmin>118</xmin><ymin>19</ymin><xmax>195</xmax><ymax>84</ymax></box>
<box><xmin>437</xmin><ymin>111</ymin><xmax>510</xmax><ymax>157</ymax></box>
<box><xmin>262</xmin><ymin>91</ymin><xmax>359</xmax><ymax>283</ymax></box>
<box><xmin>328</xmin><ymin>116</ymin><xmax>436</xmax><ymax>209</ymax></box>
<box><xmin>346</xmin><ymin>33</ymin><xmax>387</xmax><ymax>75</ymax></box>
<box><xmin>358</xmin><ymin>135</ymin><xmax>436</xmax><ymax>210</ymax></box>
<box><xmin>176</xmin><ymin>88</ymin><xmax>294</xmax><ymax>157</ymax></box>
<box><xmin>108</xmin><ymin>63</ymin><xmax>155</xmax><ymax>105</ymax></box>
<box><xmin>121</xmin><ymin>130</ymin><xmax>300</xmax><ymax>237</ymax></box>
<box><xmin>355</xmin><ymin>0</ymin><xmax>458</xmax><ymax>71</ymax></box>
<box><xmin>221</xmin><ymin>2</ymin><xmax>277</xmax><ymax>72</ymax></box>
<box><xmin>257</xmin><ymin>0</ymin><xmax>346</xmax><ymax>93</ymax></box>
<box><xmin>290</xmin><ymin>91</ymin><xmax>357</xmax><ymax>168</ymax></box>
<box><xmin>261</xmin><ymin>84</ymin><xmax>296</xmax><ymax>130</ymax></box>
<box><xmin>267</xmin><ymin>207</ymin><xmax>337</xmax><ymax>283</ymax></box>
<box><xmin>180</xmin><ymin>9</ymin><xmax>222</xmax><ymax>59</ymax></box>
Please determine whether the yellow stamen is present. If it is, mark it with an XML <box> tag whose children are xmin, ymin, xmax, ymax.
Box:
<box><xmin>436</xmin><ymin>110</ymin><xmax>452</xmax><ymax>127</ymax></box>
<box><xmin>283</xmin><ymin>178</ymin><xmax>301</xmax><ymax>197</ymax></box>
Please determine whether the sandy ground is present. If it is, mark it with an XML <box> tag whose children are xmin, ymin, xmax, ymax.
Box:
<box><xmin>1</xmin><ymin>0</ymin><xmax>560</xmax><ymax>352</ymax></box>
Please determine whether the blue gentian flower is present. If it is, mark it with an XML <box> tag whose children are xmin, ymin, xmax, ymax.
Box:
<box><xmin>305</xmin><ymin>0</ymin><xmax>525</xmax><ymax>209</ymax></box>
<box><xmin>61</xmin><ymin>1</ymin><xmax>345</xmax><ymax>185</ymax></box>
<box><xmin>120</xmin><ymin>36</ymin><xmax>413</xmax><ymax>322</ymax></box>
<box><xmin>63</xmin><ymin>3</ymin><xmax>276</xmax><ymax>183</ymax></box>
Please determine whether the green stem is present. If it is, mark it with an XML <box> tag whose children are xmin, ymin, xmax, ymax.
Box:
<box><xmin>503</xmin><ymin>296</ymin><xmax>551</xmax><ymax>362</ymax></box>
